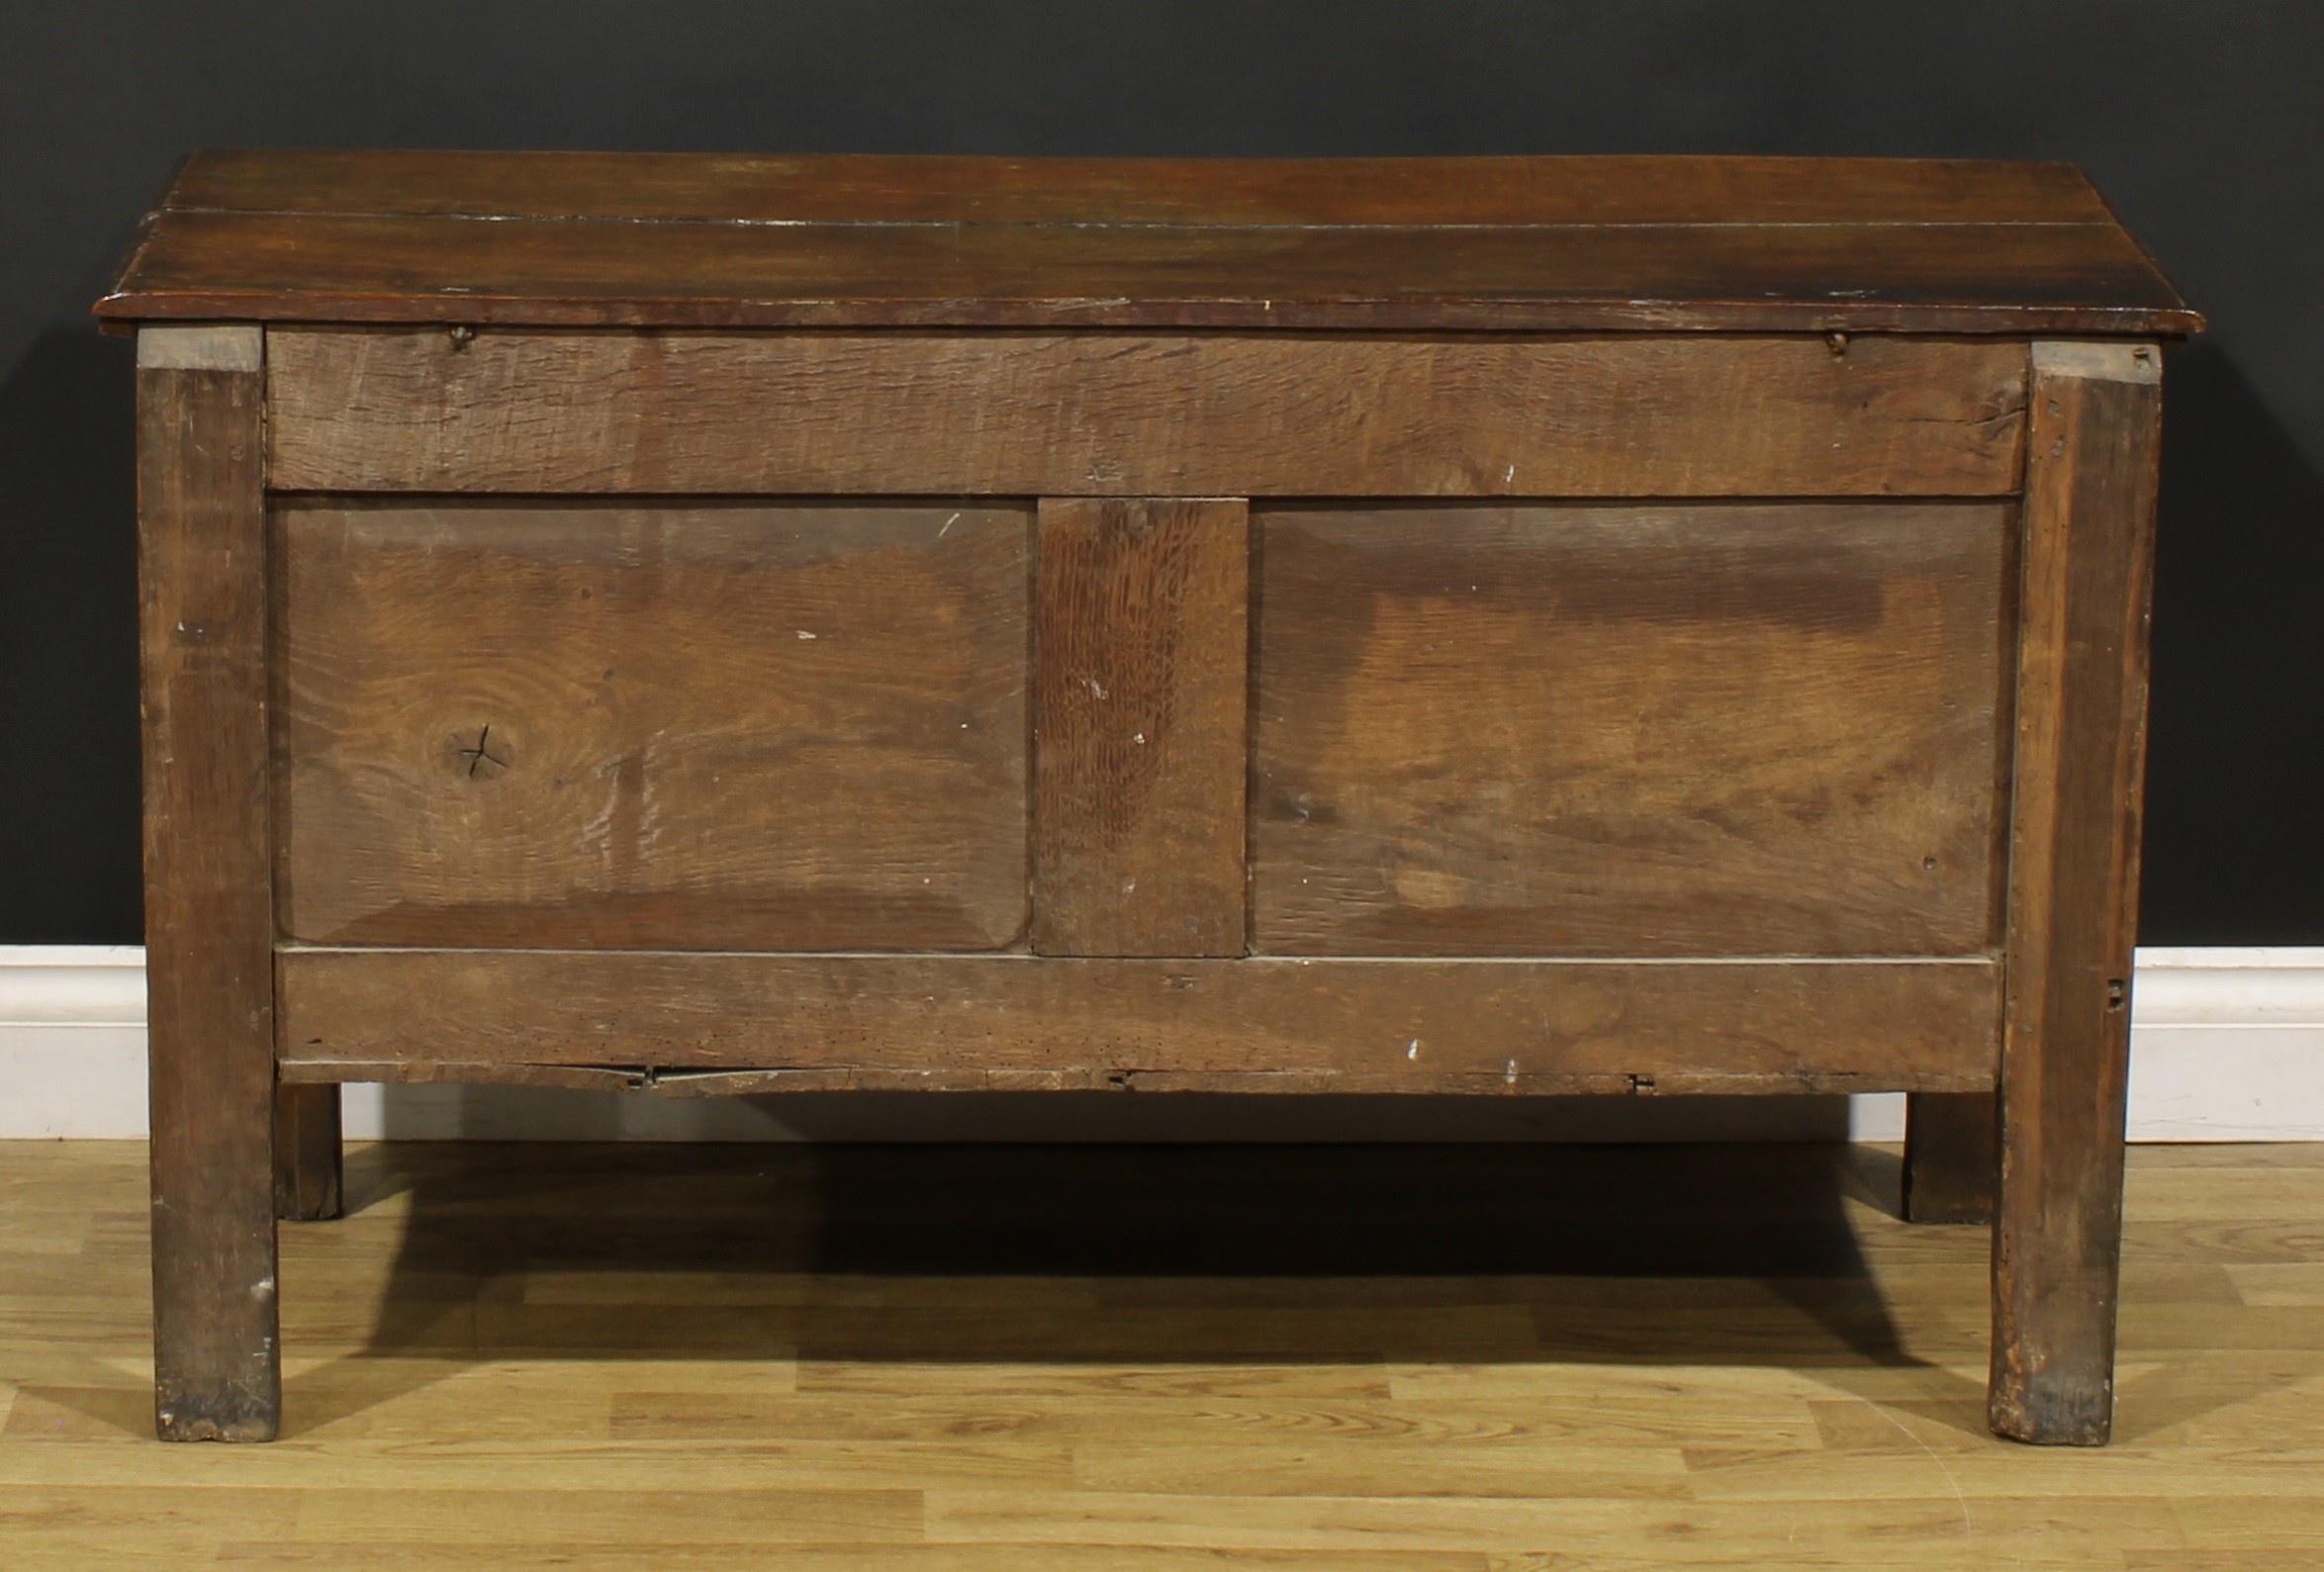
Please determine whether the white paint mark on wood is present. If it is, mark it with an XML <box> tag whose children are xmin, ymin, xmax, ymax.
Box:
<box><xmin>139</xmin><ymin>324</ymin><xmax>262</xmax><ymax>372</ymax></box>
<box><xmin>2031</xmin><ymin>340</ymin><xmax>2161</xmax><ymax>385</ymax></box>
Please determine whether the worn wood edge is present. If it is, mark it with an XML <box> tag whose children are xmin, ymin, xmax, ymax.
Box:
<box><xmin>274</xmin><ymin>949</ymin><xmax>2000</xmax><ymax>1089</ymax></box>
<box><xmin>153</xmin><ymin>150</ymin><xmax>2124</xmax><ymax>221</ymax></box>
<box><xmin>277</xmin><ymin>1060</ymin><xmax>1993</xmax><ymax>1097</ymax></box>
<box><xmin>28</xmin><ymin>944</ymin><xmax>2324</xmax><ymax>1136</ymax></box>
<box><xmin>1990</xmin><ymin>352</ymin><xmax>2084</xmax><ymax>1441</ymax></box>
<box><xmin>2028</xmin><ymin>340</ymin><xmax>2163</xmax><ymax>383</ymax></box>
<box><xmin>279</xmin><ymin>1061</ymin><xmax>654</xmax><ymax>1092</ymax></box>
<box><xmin>102</xmin><ymin>289</ymin><xmax>2207</xmax><ymax>335</ymax></box>
<box><xmin>137</xmin><ymin>324</ymin><xmax>262</xmax><ymax>371</ymax></box>
<box><xmin>275</xmin><ymin>947</ymin><xmax>2005</xmax><ymax>964</ymax></box>
<box><xmin>150</xmin><ymin>1383</ymin><xmax>281</xmax><ymax>1443</ymax></box>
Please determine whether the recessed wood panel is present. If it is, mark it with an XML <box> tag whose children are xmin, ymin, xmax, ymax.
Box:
<box><xmin>1252</xmin><ymin>504</ymin><xmax>2013</xmax><ymax>957</ymax></box>
<box><xmin>263</xmin><ymin>329</ymin><xmax>2029</xmax><ymax>498</ymax></box>
<box><xmin>273</xmin><ymin>501</ymin><xmax>1032</xmax><ymax>951</ymax></box>
<box><xmin>1034</xmin><ymin>498</ymin><xmax>1249</xmax><ymax>957</ymax></box>
<box><xmin>275</xmin><ymin>948</ymin><xmax>2000</xmax><ymax>1095</ymax></box>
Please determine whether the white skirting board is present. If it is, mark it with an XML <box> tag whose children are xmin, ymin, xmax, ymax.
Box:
<box><xmin>4</xmin><ymin>945</ymin><xmax>2320</xmax><ymax>1143</ymax></box>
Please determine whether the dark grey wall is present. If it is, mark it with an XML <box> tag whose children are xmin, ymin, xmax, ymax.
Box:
<box><xmin>3</xmin><ymin>2</ymin><xmax>2319</xmax><ymax>943</ymax></box>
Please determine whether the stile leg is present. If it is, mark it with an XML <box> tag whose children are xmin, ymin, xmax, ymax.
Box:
<box><xmin>139</xmin><ymin>324</ymin><xmax>281</xmax><ymax>1440</ymax></box>
<box><xmin>273</xmin><ymin>1082</ymin><xmax>343</xmax><ymax>1222</ymax></box>
<box><xmin>1903</xmin><ymin>1091</ymin><xmax>1997</xmax><ymax>1224</ymax></box>
<box><xmin>1990</xmin><ymin>341</ymin><xmax>2163</xmax><ymax>1446</ymax></box>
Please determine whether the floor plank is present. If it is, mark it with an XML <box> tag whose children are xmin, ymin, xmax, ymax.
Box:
<box><xmin>1</xmin><ymin>1139</ymin><xmax>2320</xmax><ymax>1566</ymax></box>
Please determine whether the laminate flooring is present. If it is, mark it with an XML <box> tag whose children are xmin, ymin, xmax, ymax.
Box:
<box><xmin>4</xmin><ymin>1139</ymin><xmax>2319</xmax><ymax>1568</ymax></box>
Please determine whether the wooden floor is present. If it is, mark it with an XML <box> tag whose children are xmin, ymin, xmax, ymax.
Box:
<box><xmin>3</xmin><ymin>1138</ymin><xmax>2321</xmax><ymax>1568</ymax></box>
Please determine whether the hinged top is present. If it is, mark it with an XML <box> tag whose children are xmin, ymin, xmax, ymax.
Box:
<box><xmin>96</xmin><ymin>150</ymin><xmax>2199</xmax><ymax>335</ymax></box>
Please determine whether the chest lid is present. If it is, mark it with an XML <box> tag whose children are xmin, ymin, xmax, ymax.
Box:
<box><xmin>97</xmin><ymin>150</ymin><xmax>2198</xmax><ymax>335</ymax></box>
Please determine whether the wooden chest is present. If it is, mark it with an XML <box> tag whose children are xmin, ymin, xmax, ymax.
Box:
<box><xmin>99</xmin><ymin>151</ymin><xmax>2198</xmax><ymax>1445</ymax></box>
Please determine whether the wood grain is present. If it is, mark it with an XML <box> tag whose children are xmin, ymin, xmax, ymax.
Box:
<box><xmin>95</xmin><ymin>151</ymin><xmax>2200</xmax><ymax>334</ymax></box>
<box><xmin>1990</xmin><ymin>341</ymin><xmax>2165</xmax><ymax>1446</ymax></box>
<box><xmin>273</xmin><ymin>501</ymin><xmax>1032</xmax><ymax>951</ymax></box>
<box><xmin>263</xmin><ymin>329</ymin><xmax>2030</xmax><ymax>498</ymax></box>
<box><xmin>163</xmin><ymin>148</ymin><xmax>2127</xmax><ymax>226</ymax></box>
<box><xmin>273</xmin><ymin>948</ymin><xmax>2001</xmax><ymax>1094</ymax></box>
<box><xmin>271</xmin><ymin>1082</ymin><xmax>342</xmax><ymax>1223</ymax></box>
<box><xmin>1903</xmin><ymin>1091</ymin><xmax>1998</xmax><ymax>1225</ymax></box>
<box><xmin>136</xmin><ymin>324</ymin><xmax>279</xmax><ymax>1441</ymax></box>
<box><xmin>1251</xmin><ymin>504</ymin><xmax>2014</xmax><ymax>957</ymax></box>
<box><xmin>1034</xmin><ymin>499</ymin><xmax>1249</xmax><ymax>958</ymax></box>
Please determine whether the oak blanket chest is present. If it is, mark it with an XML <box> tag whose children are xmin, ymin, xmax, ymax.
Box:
<box><xmin>97</xmin><ymin>151</ymin><xmax>2199</xmax><ymax>1444</ymax></box>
